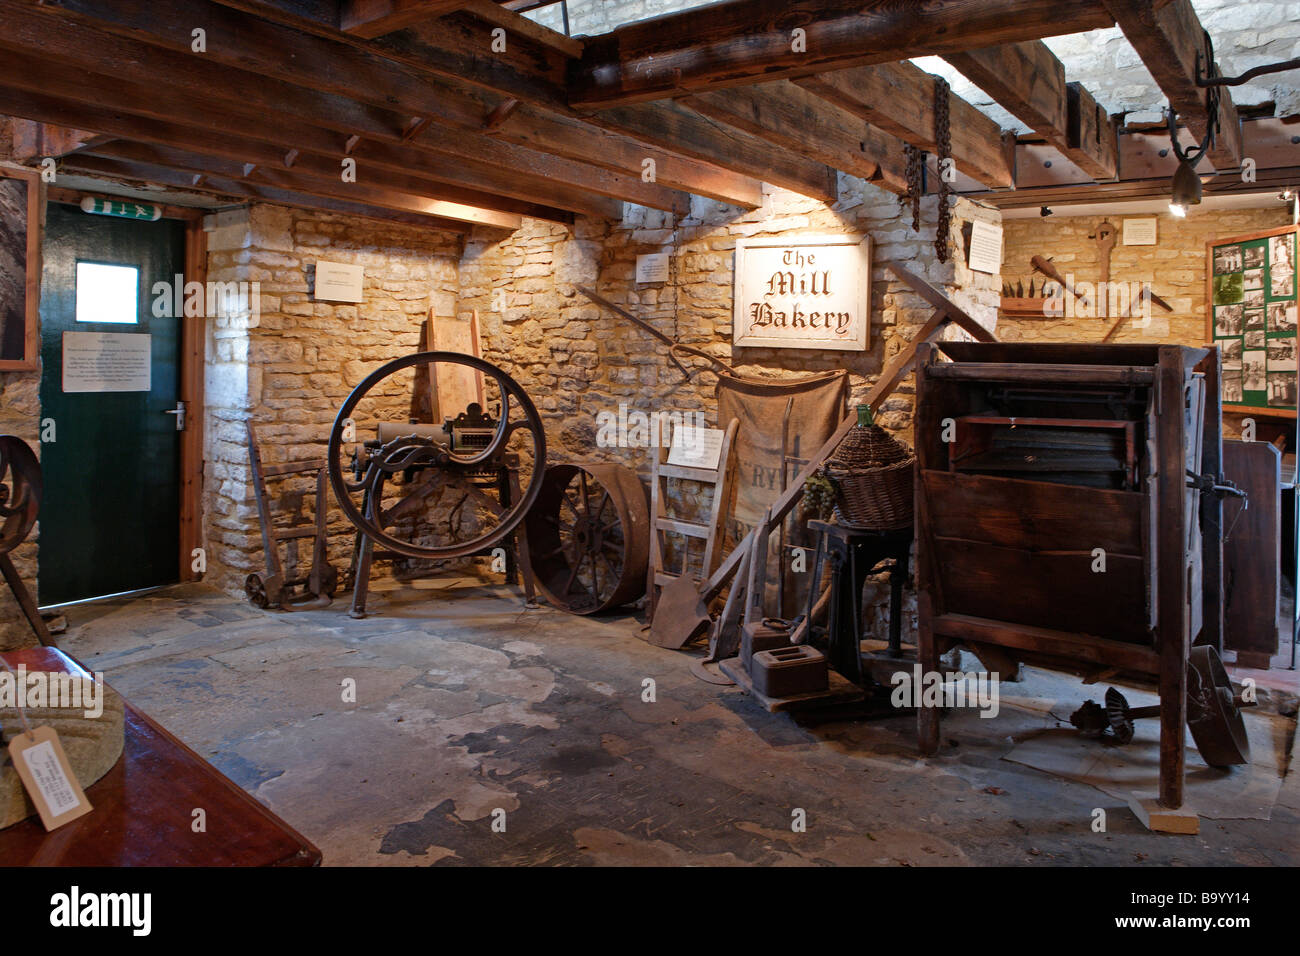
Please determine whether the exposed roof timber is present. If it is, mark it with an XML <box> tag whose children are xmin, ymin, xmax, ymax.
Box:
<box><xmin>570</xmin><ymin>0</ymin><xmax>1116</xmax><ymax>108</ymax></box>
<box><xmin>795</xmin><ymin>62</ymin><xmax>1017</xmax><ymax>189</ymax></box>
<box><xmin>37</xmin><ymin>0</ymin><xmax>768</xmax><ymax>209</ymax></box>
<box><xmin>205</xmin><ymin>0</ymin><xmax>844</xmax><ymax>200</ymax></box>
<box><xmin>487</xmin><ymin>101</ymin><xmax>764</xmax><ymax>207</ymax></box>
<box><xmin>679</xmin><ymin>81</ymin><xmax>910</xmax><ymax>194</ymax></box>
<box><xmin>60</xmin><ymin>154</ymin><xmax>478</xmax><ymax>231</ymax></box>
<box><xmin>0</xmin><ymin>4</ymin><xmax>677</xmax><ymax>216</ymax></box>
<box><xmin>969</xmin><ymin>118</ymin><xmax>1300</xmax><ymax>203</ymax></box>
<box><xmin>81</xmin><ymin>141</ymin><xmax>526</xmax><ymax>229</ymax></box>
<box><xmin>8</xmin><ymin>119</ymin><xmax>110</xmax><ymax>162</ymax></box>
<box><xmin>1102</xmin><ymin>0</ymin><xmax>1243</xmax><ymax>170</ymax></box>
<box><xmin>978</xmin><ymin>164</ymin><xmax>1300</xmax><ymax>209</ymax></box>
<box><xmin>0</xmin><ymin>80</ymin><xmax>600</xmax><ymax>223</ymax></box>
<box><xmin>340</xmin><ymin>0</ymin><xmax>473</xmax><ymax>37</ymax></box>
<box><xmin>944</xmin><ymin>41</ymin><xmax>1119</xmax><ymax>181</ymax></box>
<box><xmin>459</xmin><ymin>0</ymin><xmax>582</xmax><ymax>57</ymax></box>
<box><xmin>595</xmin><ymin>100</ymin><xmax>839</xmax><ymax>203</ymax></box>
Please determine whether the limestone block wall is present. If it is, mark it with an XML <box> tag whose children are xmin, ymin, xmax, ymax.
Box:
<box><xmin>459</xmin><ymin>179</ymin><xmax>1001</xmax><ymax>634</ymax></box>
<box><xmin>201</xmin><ymin>205</ymin><xmax>463</xmax><ymax>596</ymax></box>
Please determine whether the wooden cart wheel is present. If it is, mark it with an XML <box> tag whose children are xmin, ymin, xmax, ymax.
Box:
<box><xmin>525</xmin><ymin>463</ymin><xmax>649</xmax><ymax>614</ymax></box>
<box><xmin>1187</xmin><ymin>645</ymin><xmax>1251</xmax><ymax>767</ymax></box>
<box><xmin>244</xmin><ymin>573</ymin><xmax>269</xmax><ymax>609</ymax></box>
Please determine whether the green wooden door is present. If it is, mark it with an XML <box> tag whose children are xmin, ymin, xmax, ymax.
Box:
<box><xmin>38</xmin><ymin>203</ymin><xmax>185</xmax><ymax>605</ymax></box>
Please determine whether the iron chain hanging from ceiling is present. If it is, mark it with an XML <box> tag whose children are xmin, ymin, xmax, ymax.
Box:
<box><xmin>934</xmin><ymin>75</ymin><xmax>952</xmax><ymax>264</ymax></box>
<box><xmin>903</xmin><ymin>144</ymin><xmax>924</xmax><ymax>232</ymax></box>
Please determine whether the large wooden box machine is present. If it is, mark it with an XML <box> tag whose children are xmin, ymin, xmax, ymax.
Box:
<box><xmin>914</xmin><ymin>343</ymin><xmax>1224</xmax><ymax>809</ymax></box>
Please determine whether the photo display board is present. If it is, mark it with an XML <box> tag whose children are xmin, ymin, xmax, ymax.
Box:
<box><xmin>1208</xmin><ymin>225</ymin><xmax>1298</xmax><ymax>415</ymax></box>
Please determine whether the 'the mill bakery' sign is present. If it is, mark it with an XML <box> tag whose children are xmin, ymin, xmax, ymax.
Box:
<box><xmin>733</xmin><ymin>235</ymin><xmax>870</xmax><ymax>351</ymax></box>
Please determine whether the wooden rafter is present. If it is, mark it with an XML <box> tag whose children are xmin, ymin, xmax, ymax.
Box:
<box><xmin>0</xmin><ymin>80</ymin><xmax>604</xmax><ymax>222</ymax></box>
<box><xmin>341</xmin><ymin>0</ymin><xmax>474</xmax><ymax>37</ymax></box>
<box><xmin>796</xmin><ymin>62</ymin><xmax>1017</xmax><ymax>190</ymax></box>
<box><xmin>944</xmin><ymin>41</ymin><xmax>1119</xmax><ymax>181</ymax></box>
<box><xmin>570</xmin><ymin>0</ymin><xmax>1116</xmax><ymax>108</ymax></box>
<box><xmin>1102</xmin><ymin>0</ymin><xmax>1243</xmax><ymax>170</ymax></box>
<box><xmin>9</xmin><ymin>118</ymin><xmax>109</xmax><ymax>162</ymax></box>
<box><xmin>59</xmin><ymin>153</ymin><xmax>476</xmax><ymax>231</ymax></box>
<box><xmin>680</xmin><ymin>81</ymin><xmax>910</xmax><ymax>194</ymax></box>
<box><xmin>36</xmin><ymin>0</ymin><xmax>773</xmax><ymax>208</ymax></box>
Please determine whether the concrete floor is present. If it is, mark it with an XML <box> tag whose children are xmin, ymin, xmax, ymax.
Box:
<box><xmin>52</xmin><ymin>580</ymin><xmax>1300</xmax><ymax>867</ymax></box>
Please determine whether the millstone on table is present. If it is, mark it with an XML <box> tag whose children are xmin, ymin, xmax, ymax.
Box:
<box><xmin>1</xmin><ymin>674</ymin><xmax>125</xmax><ymax>829</ymax></box>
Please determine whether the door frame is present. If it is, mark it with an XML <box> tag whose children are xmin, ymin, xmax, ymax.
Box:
<box><xmin>45</xmin><ymin>187</ymin><xmax>207</xmax><ymax>584</ymax></box>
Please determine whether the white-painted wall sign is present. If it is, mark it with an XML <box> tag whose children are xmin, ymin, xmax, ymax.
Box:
<box><xmin>61</xmin><ymin>331</ymin><xmax>151</xmax><ymax>392</ymax></box>
<box><xmin>966</xmin><ymin>220</ymin><xmax>1004</xmax><ymax>274</ymax></box>
<box><xmin>314</xmin><ymin>260</ymin><xmax>364</xmax><ymax>303</ymax></box>
<box><xmin>733</xmin><ymin>235</ymin><xmax>870</xmax><ymax>351</ymax></box>
<box><xmin>636</xmin><ymin>253</ymin><xmax>670</xmax><ymax>284</ymax></box>
<box><xmin>1123</xmin><ymin>218</ymin><xmax>1158</xmax><ymax>246</ymax></box>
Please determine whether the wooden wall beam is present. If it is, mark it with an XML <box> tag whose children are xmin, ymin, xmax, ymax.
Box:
<box><xmin>680</xmin><ymin>81</ymin><xmax>910</xmax><ymax>194</ymax></box>
<box><xmin>1102</xmin><ymin>0</ymin><xmax>1243</xmax><ymax>170</ymax></box>
<box><xmin>796</xmin><ymin>62</ymin><xmax>1016</xmax><ymax>190</ymax></box>
<box><xmin>945</xmin><ymin>41</ymin><xmax>1119</xmax><ymax>181</ymax></box>
<box><xmin>571</xmin><ymin>0</ymin><xmax>1115</xmax><ymax>108</ymax></box>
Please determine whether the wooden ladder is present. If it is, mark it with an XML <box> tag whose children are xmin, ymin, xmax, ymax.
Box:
<box><xmin>647</xmin><ymin>417</ymin><xmax>739</xmax><ymax>622</ymax></box>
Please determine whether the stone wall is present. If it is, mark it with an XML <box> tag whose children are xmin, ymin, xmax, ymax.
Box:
<box><xmin>459</xmin><ymin>179</ymin><xmax>1000</xmax><ymax>630</ymax></box>
<box><xmin>201</xmin><ymin>205</ymin><xmax>463</xmax><ymax>597</ymax></box>
<box><xmin>0</xmin><ymin>121</ymin><xmax>42</xmax><ymax>649</ymax></box>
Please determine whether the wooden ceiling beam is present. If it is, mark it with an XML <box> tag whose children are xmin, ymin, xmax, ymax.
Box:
<box><xmin>0</xmin><ymin>17</ymin><xmax>660</xmax><ymax>217</ymax></box>
<box><xmin>1102</xmin><ymin>0</ymin><xmax>1243</xmax><ymax>170</ymax></box>
<box><xmin>944</xmin><ymin>41</ymin><xmax>1119</xmax><ymax>181</ymax></box>
<box><xmin>796</xmin><ymin>62</ymin><xmax>1016</xmax><ymax>190</ymax></box>
<box><xmin>78</xmin><ymin>143</ymin><xmax>524</xmax><ymax>229</ymax></box>
<box><xmin>59</xmin><ymin>154</ymin><xmax>476</xmax><ymax>232</ymax></box>
<box><xmin>9</xmin><ymin>118</ymin><xmax>110</xmax><ymax>162</ymax></box>
<box><xmin>595</xmin><ymin>101</ymin><xmax>839</xmax><ymax>202</ymax></box>
<box><xmin>570</xmin><ymin>0</ymin><xmax>1116</xmax><ymax>108</ymax></box>
<box><xmin>488</xmin><ymin>102</ymin><xmax>764</xmax><ymax>208</ymax></box>
<box><xmin>680</xmin><ymin>81</ymin><xmax>910</xmax><ymax>194</ymax></box>
<box><xmin>0</xmin><ymin>79</ymin><xmax>611</xmax><ymax>222</ymax></box>
<box><xmin>29</xmin><ymin>0</ymin><xmax>751</xmax><ymax>208</ymax></box>
<box><xmin>340</xmin><ymin>0</ymin><xmax>473</xmax><ymax>38</ymax></box>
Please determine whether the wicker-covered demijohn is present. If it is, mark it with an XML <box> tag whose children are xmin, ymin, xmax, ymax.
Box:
<box><xmin>825</xmin><ymin>405</ymin><xmax>915</xmax><ymax>530</ymax></box>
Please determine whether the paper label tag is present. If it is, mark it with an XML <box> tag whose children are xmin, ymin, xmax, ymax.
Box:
<box><xmin>8</xmin><ymin>726</ymin><xmax>93</xmax><ymax>830</ymax></box>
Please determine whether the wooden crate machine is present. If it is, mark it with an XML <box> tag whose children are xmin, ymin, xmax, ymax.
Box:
<box><xmin>913</xmin><ymin>342</ymin><xmax>1247</xmax><ymax>813</ymax></box>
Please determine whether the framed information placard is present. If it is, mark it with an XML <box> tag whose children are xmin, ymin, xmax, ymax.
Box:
<box><xmin>1207</xmin><ymin>225</ymin><xmax>1298</xmax><ymax>417</ymax></box>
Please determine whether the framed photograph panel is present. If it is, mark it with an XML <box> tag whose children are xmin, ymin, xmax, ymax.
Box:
<box><xmin>0</xmin><ymin>165</ymin><xmax>40</xmax><ymax>371</ymax></box>
<box><xmin>1207</xmin><ymin>224</ymin><xmax>1298</xmax><ymax>417</ymax></box>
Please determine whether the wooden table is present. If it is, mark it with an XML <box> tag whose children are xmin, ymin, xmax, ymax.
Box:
<box><xmin>0</xmin><ymin>647</ymin><xmax>321</xmax><ymax>866</ymax></box>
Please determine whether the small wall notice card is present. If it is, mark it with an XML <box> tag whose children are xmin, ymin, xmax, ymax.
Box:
<box><xmin>62</xmin><ymin>331</ymin><xmax>151</xmax><ymax>393</ymax></box>
<box><xmin>733</xmin><ymin>236</ymin><xmax>870</xmax><ymax>351</ymax></box>
<box><xmin>315</xmin><ymin>260</ymin><xmax>364</xmax><ymax>303</ymax></box>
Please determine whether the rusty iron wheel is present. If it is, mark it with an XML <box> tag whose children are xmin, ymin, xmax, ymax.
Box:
<box><xmin>0</xmin><ymin>436</ymin><xmax>41</xmax><ymax>555</ymax></box>
<box><xmin>327</xmin><ymin>351</ymin><xmax>546</xmax><ymax>561</ymax></box>
<box><xmin>1187</xmin><ymin>644</ymin><xmax>1251</xmax><ymax>767</ymax></box>
<box><xmin>526</xmin><ymin>463</ymin><xmax>649</xmax><ymax>614</ymax></box>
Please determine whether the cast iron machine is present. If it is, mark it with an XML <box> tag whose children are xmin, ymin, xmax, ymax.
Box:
<box><xmin>327</xmin><ymin>352</ymin><xmax>546</xmax><ymax>617</ymax></box>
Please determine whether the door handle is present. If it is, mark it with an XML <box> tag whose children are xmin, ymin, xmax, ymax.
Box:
<box><xmin>164</xmin><ymin>401</ymin><xmax>186</xmax><ymax>431</ymax></box>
